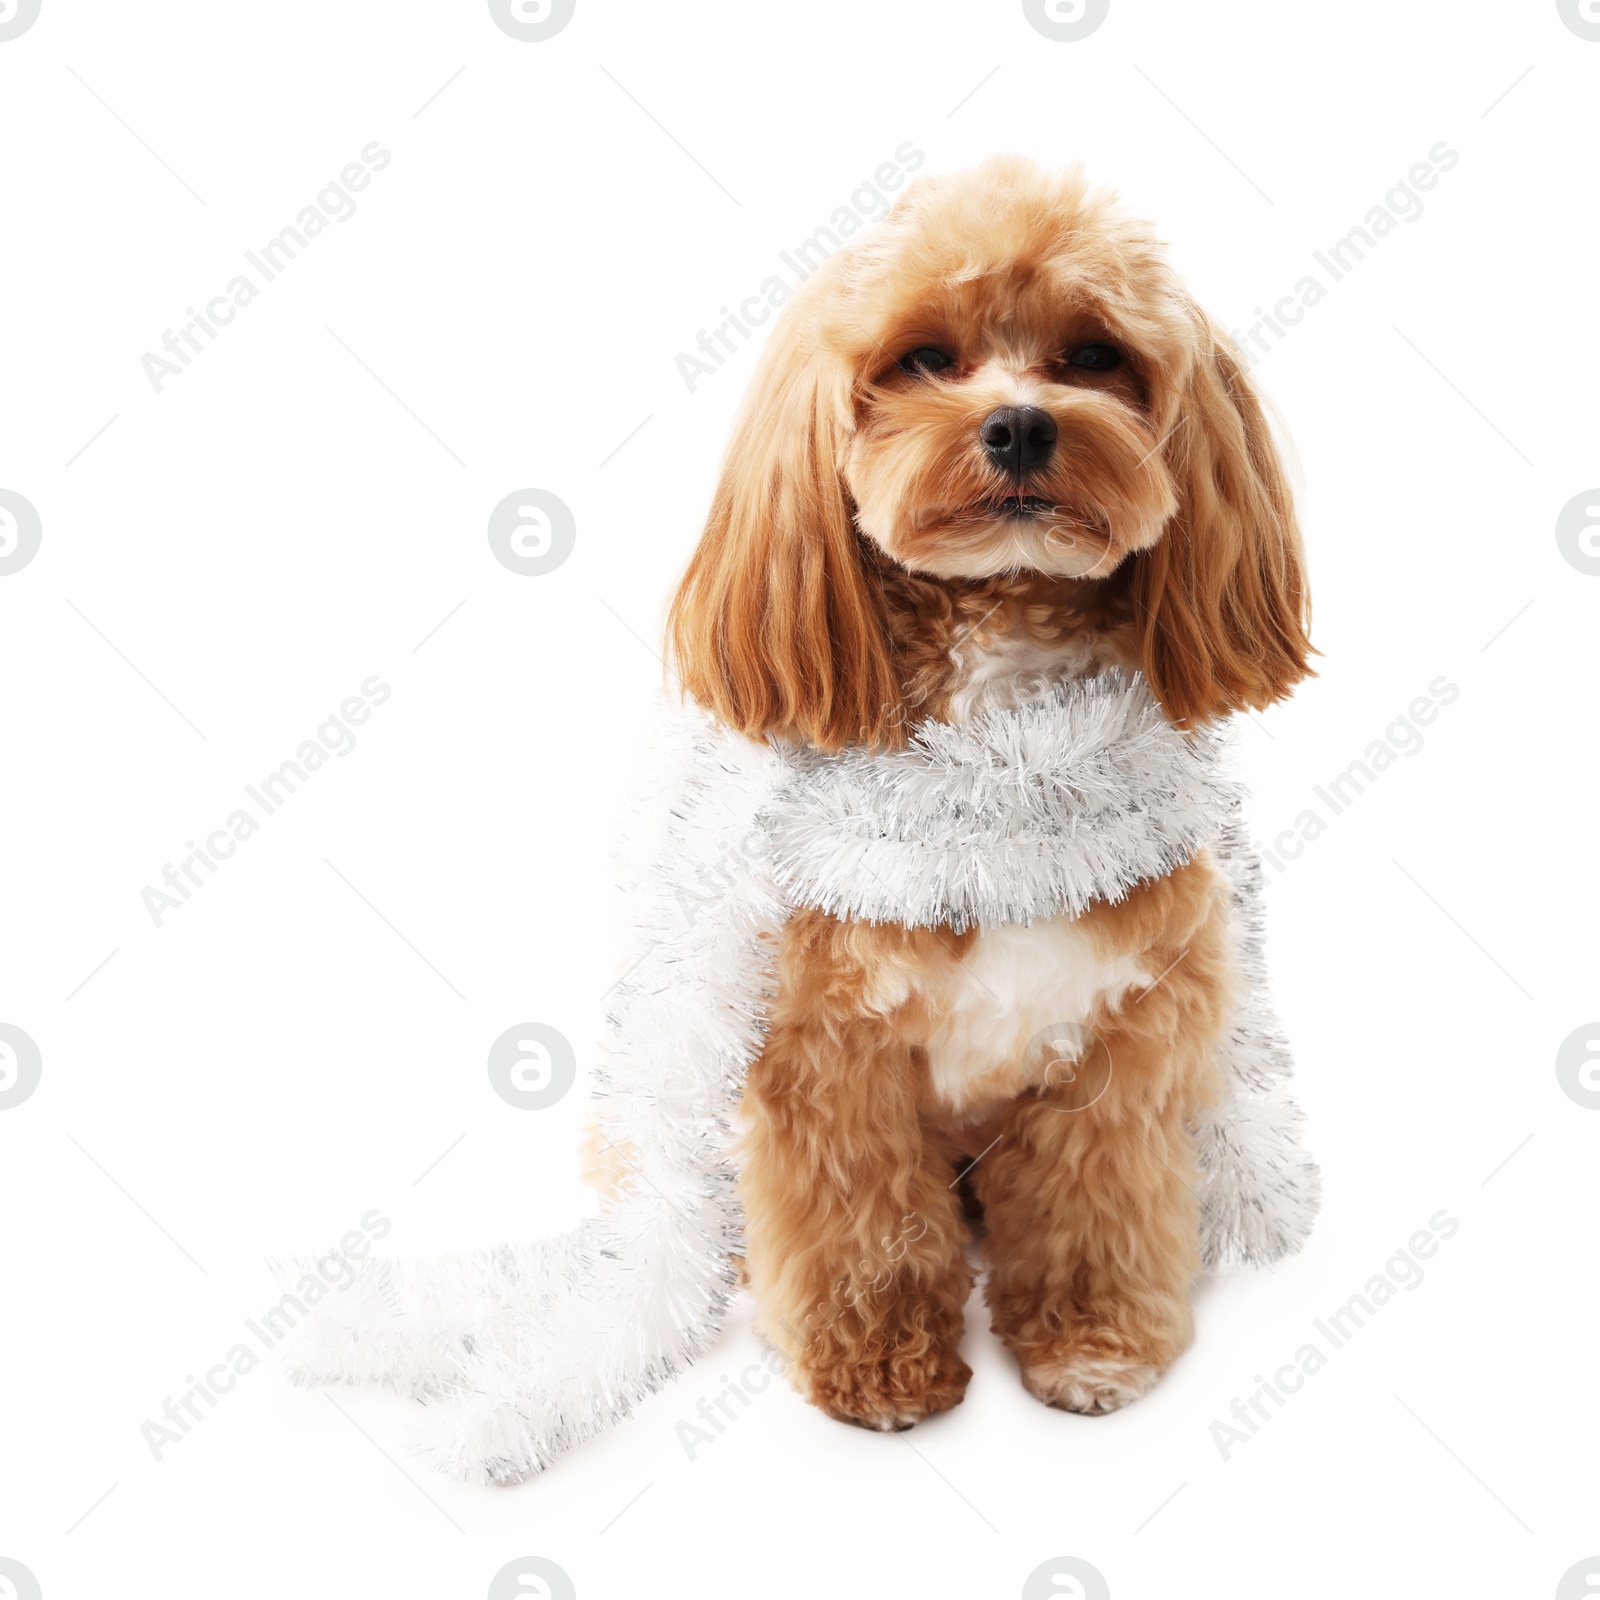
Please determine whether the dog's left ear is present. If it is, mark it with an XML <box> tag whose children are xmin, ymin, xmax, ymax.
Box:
<box><xmin>1132</xmin><ymin>316</ymin><xmax>1313</xmax><ymax>726</ymax></box>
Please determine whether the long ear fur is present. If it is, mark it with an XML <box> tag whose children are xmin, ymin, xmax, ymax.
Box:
<box><xmin>1133</xmin><ymin>318</ymin><xmax>1313</xmax><ymax>726</ymax></box>
<box><xmin>667</xmin><ymin>297</ymin><xmax>900</xmax><ymax>752</ymax></box>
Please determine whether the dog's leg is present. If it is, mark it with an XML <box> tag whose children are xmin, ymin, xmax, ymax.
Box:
<box><xmin>740</xmin><ymin>911</ymin><xmax>973</xmax><ymax>1431</ymax></box>
<box><xmin>977</xmin><ymin>869</ymin><xmax>1230</xmax><ymax>1414</ymax></box>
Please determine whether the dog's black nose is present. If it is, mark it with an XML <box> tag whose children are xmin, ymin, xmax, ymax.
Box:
<box><xmin>980</xmin><ymin>405</ymin><xmax>1057</xmax><ymax>479</ymax></box>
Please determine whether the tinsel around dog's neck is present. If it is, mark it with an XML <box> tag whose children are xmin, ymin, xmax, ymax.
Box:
<box><xmin>761</xmin><ymin>671</ymin><xmax>1240</xmax><ymax>931</ymax></box>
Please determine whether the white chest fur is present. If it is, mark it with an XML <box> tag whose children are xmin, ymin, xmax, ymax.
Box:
<box><xmin>944</xmin><ymin>626</ymin><xmax>1108</xmax><ymax>724</ymax></box>
<box><xmin>916</xmin><ymin>917</ymin><xmax>1151</xmax><ymax>1118</ymax></box>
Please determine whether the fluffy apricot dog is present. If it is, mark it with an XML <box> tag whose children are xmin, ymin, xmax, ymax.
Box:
<box><xmin>662</xmin><ymin>154</ymin><xmax>1311</xmax><ymax>1430</ymax></box>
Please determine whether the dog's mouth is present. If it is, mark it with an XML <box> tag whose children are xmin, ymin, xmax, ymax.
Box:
<box><xmin>900</xmin><ymin>495</ymin><xmax>1120</xmax><ymax>580</ymax></box>
<box><xmin>979</xmin><ymin>493</ymin><xmax>1057</xmax><ymax>520</ymax></box>
<box><xmin>964</xmin><ymin>495</ymin><xmax>1112</xmax><ymax>545</ymax></box>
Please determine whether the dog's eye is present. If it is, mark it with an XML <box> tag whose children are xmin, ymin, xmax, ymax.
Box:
<box><xmin>1067</xmin><ymin>342</ymin><xmax>1122</xmax><ymax>372</ymax></box>
<box><xmin>897</xmin><ymin>346</ymin><xmax>954</xmax><ymax>376</ymax></box>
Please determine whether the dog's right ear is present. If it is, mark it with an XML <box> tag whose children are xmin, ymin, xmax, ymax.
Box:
<box><xmin>668</xmin><ymin>295</ymin><xmax>901</xmax><ymax>752</ymax></box>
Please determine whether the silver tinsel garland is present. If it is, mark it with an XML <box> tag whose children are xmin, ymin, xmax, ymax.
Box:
<box><xmin>276</xmin><ymin>670</ymin><xmax>1318</xmax><ymax>1484</ymax></box>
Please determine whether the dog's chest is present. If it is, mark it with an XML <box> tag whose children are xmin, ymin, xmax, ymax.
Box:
<box><xmin>913</xmin><ymin>918</ymin><xmax>1151</xmax><ymax>1118</ymax></box>
<box><xmin>917</xmin><ymin>628</ymin><xmax>1151</xmax><ymax>1119</ymax></box>
<box><xmin>943</xmin><ymin>625</ymin><xmax>1107</xmax><ymax>723</ymax></box>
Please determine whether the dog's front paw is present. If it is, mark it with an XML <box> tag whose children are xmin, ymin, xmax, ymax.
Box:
<box><xmin>802</xmin><ymin>1340</ymin><xmax>971</xmax><ymax>1431</ymax></box>
<box><xmin>1016</xmin><ymin>1342</ymin><xmax>1163</xmax><ymax>1415</ymax></box>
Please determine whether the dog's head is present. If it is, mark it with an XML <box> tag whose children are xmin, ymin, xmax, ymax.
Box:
<box><xmin>670</xmin><ymin>155</ymin><xmax>1311</xmax><ymax>749</ymax></box>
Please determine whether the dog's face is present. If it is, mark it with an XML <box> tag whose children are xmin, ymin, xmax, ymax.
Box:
<box><xmin>671</xmin><ymin>156</ymin><xmax>1311</xmax><ymax>750</ymax></box>
<box><xmin>838</xmin><ymin>174</ymin><xmax>1186</xmax><ymax>582</ymax></box>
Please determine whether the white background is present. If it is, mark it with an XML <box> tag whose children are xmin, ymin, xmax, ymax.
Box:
<box><xmin>2</xmin><ymin>1</ymin><xmax>1596</xmax><ymax>1596</ymax></box>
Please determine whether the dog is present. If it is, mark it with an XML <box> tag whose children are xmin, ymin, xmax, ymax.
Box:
<box><xmin>660</xmin><ymin>154</ymin><xmax>1312</xmax><ymax>1431</ymax></box>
